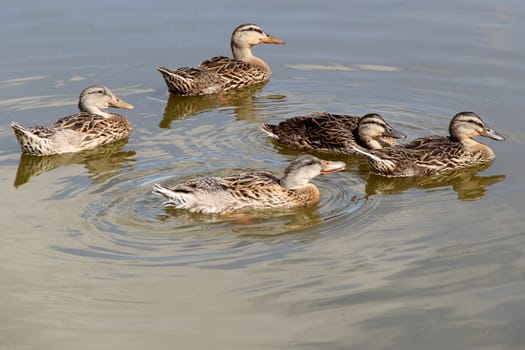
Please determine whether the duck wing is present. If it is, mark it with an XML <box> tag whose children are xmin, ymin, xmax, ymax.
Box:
<box><xmin>263</xmin><ymin>113</ymin><xmax>360</xmax><ymax>152</ymax></box>
<box><xmin>200</xmin><ymin>56</ymin><xmax>268</xmax><ymax>91</ymax></box>
<box><xmin>369</xmin><ymin>136</ymin><xmax>481</xmax><ymax>176</ymax></box>
<box><xmin>52</xmin><ymin>113</ymin><xmax>131</xmax><ymax>144</ymax></box>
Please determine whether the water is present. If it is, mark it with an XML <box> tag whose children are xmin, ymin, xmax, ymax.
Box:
<box><xmin>1</xmin><ymin>1</ymin><xmax>525</xmax><ymax>349</ymax></box>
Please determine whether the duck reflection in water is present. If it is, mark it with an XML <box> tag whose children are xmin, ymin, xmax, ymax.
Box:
<box><xmin>14</xmin><ymin>138</ymin><xmax>136</xmax><ymax>187</ymax></box>
<box><xmin>157</xmin><ymin>204</ymin><xmax>324</xmax><ymax>236</ymax></box>
<box><xmin>361</xmin><ymin>162</ymin><xmax>505</xmax><ymax>201</ymax></box>
<box><xmin>158</xmin><ymin>83</ymin><xmax>286</xmax><ymax>128</ymax></box>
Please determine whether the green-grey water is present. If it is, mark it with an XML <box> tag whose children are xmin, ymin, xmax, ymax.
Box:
<box><xmin>1</xmin><ymin>1</ymin><xmax>524</xmax><ymax>349</ymax></box>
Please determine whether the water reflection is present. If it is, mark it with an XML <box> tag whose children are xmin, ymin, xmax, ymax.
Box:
<box><xmin>157</xmin><ymin>204</ymin><xmax>324</xmax><ymax>234</ymax></box>
<box><xmin>13</xmin><ymin>139</ymin><xmax>136</xmax><ymax>187</ymax></box>
<box><xmin>159</xmin><ymin>83</ymin><xmax>286</xmax><ymax>127</ymax></box>
<box><xmin>363</xmin><ymin>162</ymin><xmax>505</xmax><ymax>201</ymax></box>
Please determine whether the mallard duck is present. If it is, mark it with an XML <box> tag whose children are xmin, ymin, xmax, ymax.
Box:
<box><xmin>152</xmin><ymin>155</ymin><xmax>345</xmax><ymax>214</ymax></box>
<box><xmin>261</xmin><ymin>112</ymin><xmax>406</xmax><ymax>153</ymax></box>
<box><xmin>349</xmin><ymin>112</ymin><xmax>505</xmax><ymax>177</ymax></box>
<box><xmin>11</xmin><ymin>85</ymin><xmax>134</xmax><ymax>156</ymax></box>
<box><xmin>157</xmin><ymin>23</ymin><xmax>285</xmax><ymax>96</ymax></box>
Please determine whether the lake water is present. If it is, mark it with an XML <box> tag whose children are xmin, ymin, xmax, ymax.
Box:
<box><xmin>1</xmin><ymin>1</ymin><xmax>525</xmax><ymax>349</ymax></box>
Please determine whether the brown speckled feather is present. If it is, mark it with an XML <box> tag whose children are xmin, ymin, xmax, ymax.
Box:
<box><xmin>153</xmin><ymin>171</ymin><xmax>318</xmax><ymax>213</ymax></box>
<box><xmin>262</xmin><ymin>113</ymin><xmax>359</xmax><ymax>152</ymax></box>
<box><xmin>11</xmin><ymin>113</ymin><xmax>131</xmax><ymax>156</ymax></box>
<box><xmin>363</xmin><ymin>136</ymin><xmax>493</xmax><ymax>177</ymax></box>
<box><xmin>157</xmin><ymin>56</ymin><xmax>269</xmax><ymax>96</ymax></box>
<box><xmin>261</xmin><ymin>112</ymin><xmax>405</xmax><ymax>153</ymax></box>
<box><xmin>11</xmin><ymin>85</ymin><xmax>134</xmax><ymax>156</ymax></box>
<box><xmin>153</xmin><ymin>155</ymin><xmax>345</xmax><ymax>214</ymax></box>
<box><xmin>157</xmin><ymin>24</ymin><xmax>283</xmax><ymax>96</ymax></box>
<box><xmin>52</xmin><ymin>113</ymin><xmax>131</xmax><ymax>140</ymax></box>
<box><xmin>351</xmin><ymin>112</ymin><xmax>505</xmax><ymax>177</ymax></box>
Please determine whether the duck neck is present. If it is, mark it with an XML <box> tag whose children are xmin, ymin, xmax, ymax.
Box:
<box><xmin>357</xmin><ymin>129</ymin><xmax>393</xmax><ymax>150</ymax></box>
<box><xmin>359</xmin><ymin>137</ymin><xmax>383</xmax><ymax>150</ymax></box>
<box><xmin>231</xmin><ymin>44</ymin><xmax>269</xmax><ymax>69</ymax></box>
<box><xmin>459</xmin><ymin>137</ymin><xmax>492</xmax><ymax>156</ymax></box>
<box><xmin>280</xmin><ymin>175</ymin><xmax>309</xmax><ymax>190</ymax></box>
<box><xmin>280</xmin><ymin>174</ymin><xmax>321</xmax><ymax>205</ymax></box>
<box><xmin>291</xmin><ymin>184</ymin><xmax>321</xmax><ymax>206</ymax></box>
<box><xmin>79</xmin><ymin>101</ymin><xmax>112</xmax><ymax>118</ymax></box>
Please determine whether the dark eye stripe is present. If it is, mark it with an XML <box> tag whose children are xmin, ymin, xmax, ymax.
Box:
<box><xmin>361</xmin><ymin>119</ymin><xmax>385</xmax><ymax>124</ymax></box>
<box><xmin>459</xmin><ymin>117</ymin><xmax>485</xmax><ymax>128</ymax></box>
<box><xmin>239</xmin><ymin>26</ymin><xmax>263</xmax><ymax>34</ymax></box>
<box><xmin>360</xmin><ymin>117</ymin><xmax>386</xmax><ymax>127</ymax></box>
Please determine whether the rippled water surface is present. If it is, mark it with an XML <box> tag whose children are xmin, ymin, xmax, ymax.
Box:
<box><xmin>1</xmin><ymin>1</ymin><xmax>525</xmax><ymax>349</ymax></box>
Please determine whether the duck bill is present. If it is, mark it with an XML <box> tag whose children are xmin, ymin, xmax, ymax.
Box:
<box><xmin>483</xmin><ymin>127</ymin><xmax>505</xmax><ymax>141</ymax></box>
<box><xmin>109</xmin><ymin>97</ymin><xmax>135</xmax><ymax>110</ymax></box>
<box><xmin>320</xmin><ymin>160</ymin><xmax>346</xmax><ymax>174</ymax></box>
<box><xmin>386</xmin><ymin>127</ymin><xmax>407</xmax><ymax>140</ymax></box>
<box><xmin>260</xmin><ymin>34</ymin><xmax>285</xmax><ymax>45</ymax></box>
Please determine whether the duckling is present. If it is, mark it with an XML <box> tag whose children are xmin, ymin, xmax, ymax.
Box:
<box><xmin>11</xmin><ymin>85</ymin><xmax>134</xmax><ymax>156</ymax></box>
<box><xmin>152</xmin><ymin>155</ymin><xmax>345</xmax><ymax>214</ymax></box>
<box><xmin>261</xmin><ymin>112</ymin><xmax>406</xmax><ymax>153</ymax></box>
<box><xmin>349</xmin><ymin>112</ymin><xmax>505</xmax><ymax>177</ymax></box>
<box><xmin>157</xmin><ymin>23</ymin><xmax>284</xmax><ymax>96</ymax></box>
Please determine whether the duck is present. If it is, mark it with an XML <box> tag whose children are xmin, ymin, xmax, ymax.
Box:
<box><xmin>156</xmin><ymin>23</ymin><xmax>285</xmax><ymax>96</ymax></box>
<box><xmin>348</xmin><ymin>112</ymin><xmax>505</xmax><ymax>177</ymax></box>
<box><xmin>11</xmin><ymin>85</ymin><xmax>134</xmax><ymax>156</ymax></box>
<box><xmin>261</xmin><ymin>112</ymin><xmax>406</xmax><ymax>153</ymax></box>
<box><xmin>152</xmin><ymin>155</ymin><xmax>345</xmax><ymax>214</ymax></box>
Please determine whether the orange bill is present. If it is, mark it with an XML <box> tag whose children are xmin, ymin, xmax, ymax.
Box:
<box><xmin>320</xmin><ymin>160</ymin><xmax>346</xmax><ymax>174</ymax></box>
<box><xmin>109</xmin><ymin>96</ymin><xmax>134</xmax><ymax>110</ymax></box>
<box><xmin>260</xmin><ymin>34</ymin><xmax>285</xmax><ymax>45</ymax></box>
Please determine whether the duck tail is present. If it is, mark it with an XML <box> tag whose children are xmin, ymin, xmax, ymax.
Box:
<box><xmin>260</xmin><ymin>123</ymin><xmax>279</xmax><ymax>138</ymax></box>
<box><xmin>348</xmin><ymin>141</ymin><xmax>397</xmax><ymax>171</ymax></box>
<box><xmin>156</xmin><ymin>66</ymin><xmax>201</xmax><ymax>95</ymax></box>
<box><xmin>152</xmin><ymin>183</ymin><xmax>186</xmax><ymax>208</ymax></box>
<box><xmin>11</xmin><ymin>122</ymin><xmax>28</xmax><ymax>138</ymax></box>
<box><xmin>347</xmin><ymin>142</ymin><xmax>384</xmax><ymax>162</ymax></box>
<box><xmin>10</xmin><ymin>122</ymin><xmax>53</xmax><ymax>156</ymax></box>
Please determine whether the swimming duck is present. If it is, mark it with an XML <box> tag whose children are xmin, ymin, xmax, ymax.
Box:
<box><xmin>157</xmin><ymin>23</ymin><xmax>285</xmax><ymax>96</ymax></box>
<box><xmin>152</xmin><ymin>155</ymin><xmax>345</xmax><ymax>214</ymax></box>
<box><xmin>261</xmin><ymin>112</ymin><xmax>406</xmax><ymax>153</ymax></box>
<box><xmin>11</xmin><ymin>85</ymin><xmax>134</xmax><ymax>156</ymax></box>
<box><xmin>349</xmin><ymin>112</ymin><xmax>505</xmax><ymax>177</ymax></box>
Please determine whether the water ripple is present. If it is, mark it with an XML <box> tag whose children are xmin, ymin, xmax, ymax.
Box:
<box><xmin>54</xmin><ymin>156</ymin><xmax>367</xmax><ymax>267</ymax></box>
